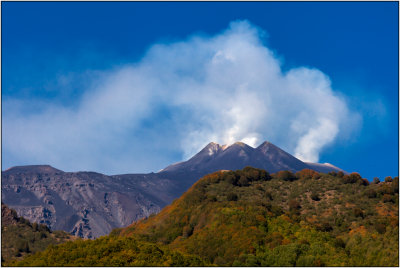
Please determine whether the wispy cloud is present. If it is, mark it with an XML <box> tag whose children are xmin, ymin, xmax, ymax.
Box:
<box><xmin>3</xmin><ymin>20</ymin><xmax>363</xmax><ymax>174</ymax></box>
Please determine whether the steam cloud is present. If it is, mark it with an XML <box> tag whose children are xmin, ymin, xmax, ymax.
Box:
<box><xmin>3</xmin><ymin>20</ymin><xmax>361</xmax><ymax>174</ymax></box>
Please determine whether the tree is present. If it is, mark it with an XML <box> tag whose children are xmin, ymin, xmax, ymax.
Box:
<box><xmin>373</xmin><ymin>177</ymin><xmax>380</xmax><ymax>184</ymax></box>
<box><xmin>392</xmin><ymin>177</ymin><xmax>399</xmax><ymax>193</ymax></box>
<box><xmin>385</xmin><ymin>176</ymin><xmax>393</xmax><ymax>183</ymax></box>
<box><xmin>238</xmin><ymin>176</ymin><xmax>249</xmax><ymax>187</ymax></box>
<box><xmin>343</xmin><ymin>173</ymin><xmax>362</xmax><ymax>184</ymax></box>
<box><xmin>296</xmin><ymin>169</ymin><xmax>319</xmax><ymax>180</ymax></box>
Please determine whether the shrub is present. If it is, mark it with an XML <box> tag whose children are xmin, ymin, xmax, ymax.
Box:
<box><xmin>265</xmin><ymin>191</ymin><xmax>273</xmax><ymax>201</ymax></box>
<box><xmin>207</xmin><ymin>195</ymin><xmax>217</xmax><ymax>202</ymax></box>
<box><xmin>276</xmin><ymin>170</ymin><xmax>297</xmax><ymax>181</ymax></box>
<box><xmin>38</xmin><ymin>224</ymin><xmax>50</xmax><ymax>233</ymax></box>
<box><xmin>343</xmin><ymin>173</ymin><xmax>362</xmax><ymax>184</ymax></box>
<box><xmin>19</xmin><ymin>217</ymin><xmax>30</xmax><ymax>226</ymax></box>
<box><xmin>16</xmin><ymin>241</ymin><xmax>29</xmax><ymax>253</ymax></box>
<box><xmin>227</xmin><ymin>193</ymin><xmax>238</xmax><ymax>201</ymax></box>
<box><xmin>365</xmin><ymin>189</ymin><xmax>377</xmax><ymax>198</ymax></box>
<box><xmin>296</xmin><ymin>169</ymin><xmax>319</xmax><ymax>180</ymax></box>
<box><xmin>182</xmin><ymin>225</ymin><xmax>194</xmax><ymax>238</ymax></box>
<box><xmin>288</xmin><ymin>200</ymin><xmax>301</xmax><ymax>211</ymax></box>
<box><xmin>382</xmin><ymin>194</ymin><xmax>394</xmax><ymax>203</ymax></box>
<box><xmin>329</xmin><ymin>171</ymin><xmax>337</xmax><ymax>177</ymax></box>
<box><xmin>385</xmin><ymin>176</ymin><xmax>393</xmax><ymax>183</ymax></box>
<box><xmin>337</xmin><ymin>171</ymin><xmax>344</xmax><ymax>178</ymax></box>
<box><xmin>353</xmin><ymin>208</ymin><xmax>364</xmax><ymax>218</ymax></box>
<box><xmin>312</xmin><ymin>173</ymin><xmax>321</xmax><ymax>180</ymax></box>
<box><xmin>375</xmin><ymin>223</ymin><xmax>386</xmax><ymax>234</ymax></box>
<box><xmin>334</xmin><ymin>238</ymin><xmax>346</xmax><ymax>248</ymax></box>
<box><xmin>224</xmin><ymin>173</ymin><xmax>238</xmax><ymax>185</ymax></box>
<box><xmin>373</xmin><ymin>177</ymin><xmax>380</xmax><ymax>184</ymax></box>
<box><xmin>238</xmin><ymin>176</ymin><xmax>249</xmax><ymax>187</ymax></box>
<box><xmin>316</xmin><ymin>221</ymin><xmax>333</xmax><ymax>232</ymax></box>
<box><xmin>270</xmin><ymin>205</ymin><xmax>283</xmax><ymax>216</ymax></box>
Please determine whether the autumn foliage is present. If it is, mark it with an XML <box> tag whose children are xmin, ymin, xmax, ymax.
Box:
<box><xmin>13</xmin><ymin>167</ymin><xmax>399</xmax><ymax>266</ymax></box>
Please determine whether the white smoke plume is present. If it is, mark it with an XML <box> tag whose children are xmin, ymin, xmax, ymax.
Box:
<box><xmin>3</xmin><ymin>20</ymin><xmax>361</xmax><ymax>174</ymax></box>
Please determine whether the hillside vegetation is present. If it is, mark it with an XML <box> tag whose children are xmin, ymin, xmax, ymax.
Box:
<box><xmin>1</xmin><ymin>204</ymin><xmax>75</xmax><ymax>266</ymax></box>
<box><xmin>13</xmin><ymin>168</ymin><xmax>399</xmax><ymax>266</ymax></box>
<box><xmin>14</xmin><ymin>235</ymin><xmax>208</xmax><ymax>266</ymax></box>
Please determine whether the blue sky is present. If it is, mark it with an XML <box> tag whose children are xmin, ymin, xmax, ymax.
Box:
<box><xmin>2</xmin><ymin>2</ymin><xmax>398</xmax><ymax>180</ymax></box>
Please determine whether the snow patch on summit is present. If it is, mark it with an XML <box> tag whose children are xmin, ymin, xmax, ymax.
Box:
<box><xmin>208</xmin><ymin>148</ymin><xmax>216</xmax><ymax>156</ymax></box>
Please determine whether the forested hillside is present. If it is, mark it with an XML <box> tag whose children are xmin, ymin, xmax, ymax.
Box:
<box><xmin>13</xmin><ymin>168</ymin><xmax>399</xmax><ymax>266</ymax></box>
<box><xmin>1</xmin><ymin>204</ymin><xmax>75</xmax><ymax>266</ymax></box>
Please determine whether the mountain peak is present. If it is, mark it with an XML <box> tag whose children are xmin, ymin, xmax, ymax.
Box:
<box><xmin>206</xmin><ymin>142</ymin><xmax>218</xmax><ymax>146</ymax></box>
<box><xmin>203</xmin><ymin>142</ymin><xmax>223</xmax><ymax>156</ymax></box>
<box><xmin>160</xmin><ymin>140</ymin><xmax>344</xmax><ymax>175</ymax></box>
<box><xmin>257</xmin><ymin>141</ymin><xmax>272</xmax><ymax>148</ymax></box>
<box><xmin>3</xmin><ymin>165</ymin><xmax>63</xmax><ymax>174</ymax></box>
<box><xmin>233</xmin><ymin>141</ymin><xmax>248</xmax><ymax>147</ymax></box>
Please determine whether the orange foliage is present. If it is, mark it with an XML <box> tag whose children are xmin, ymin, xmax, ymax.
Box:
<box><xmin>296</xmin><ymin>169</ymin><xmax>319</xmax><ymax>180</ymax></box>
<box><xmin>349</xmin><ymin>225</ymin><xmax>367</xmax><ymax>236</ymax></box>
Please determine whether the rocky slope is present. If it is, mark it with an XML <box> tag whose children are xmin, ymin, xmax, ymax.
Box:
<box><xmin>2</xmin><ymin>166</ymin><xmax>178</xmax><ymax>238</ymax></box>
<box><xmin>2</xmin><ymin>141</ymin><xmax>345</xmax><ymax>238</ymax></box>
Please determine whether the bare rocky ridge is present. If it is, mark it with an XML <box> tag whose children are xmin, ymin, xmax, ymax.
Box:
<box><xmin>2</xmin><ymin>169</ymin><xmax>177</xmax><ymax>238</ymax></box>
<box><xmin>2</xmin><ymin>141</ymin><xmax>345</xmax><ymax>239</ymax></box>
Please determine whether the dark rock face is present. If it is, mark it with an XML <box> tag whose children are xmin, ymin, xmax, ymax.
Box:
<box><xmin>2</xmin><ymin>168</ymin><xmax>177</xmax><ymax>239</ymax></box>
<box><xmin>2</xmin><ymin>141</ymin><xmax>344</xmax><ymax>239</ymax></box>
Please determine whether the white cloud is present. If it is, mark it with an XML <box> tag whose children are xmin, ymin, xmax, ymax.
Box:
<box><xmin>3</xmin><ymin>20</ymin><xmax>362</xmax><ymax>174</ymax></box>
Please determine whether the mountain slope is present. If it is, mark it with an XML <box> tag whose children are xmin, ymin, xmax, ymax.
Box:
<box><xmin>2</xmin><ymin>141</ymin><xmax>346</xmax><ymax>238</ymax></box>
<box><xmin>16</xmin><ymin>168</ymin><xmax>399</xmax><ymax>266</ymax></box>
<box><xmin>14</xmin><ymin>235</ymin><xmax>209</xmax><ymax>267</ymax></box>
<box><xmin>2</xmin><ymin>167</ymin><xmax>174</xmax><ymax>238</ymax></box>
<box><xmin>1</xmin><ymin>204</ymin><xmax>74</xmax><ymax>265</ymax></box>
<box><xmin>121</xmin><ymin>168</ymin><xmax>398</xmax><ymax>266</ymax></box>
<box><xmin>306</xmin><ymin>162</ymin><xmax>344</xmax><ymax>173</ymax></box>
